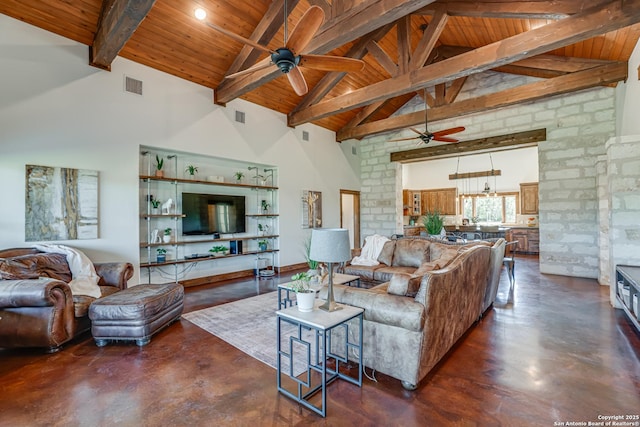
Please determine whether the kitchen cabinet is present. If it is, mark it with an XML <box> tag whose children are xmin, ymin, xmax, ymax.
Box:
<box><xmin>421</xmin><ymin>188</ymin><xmax>457</xmax><ymax>215</ymax></box>
<box><xmin>520</xmin><ymin>182</ymin><xmax>539</xmax><ymax>214</ymax></box>
<box><xmin>507</xmin><ymin>227</ymin><xmax>539</xmax><ymax>254</ymax></box>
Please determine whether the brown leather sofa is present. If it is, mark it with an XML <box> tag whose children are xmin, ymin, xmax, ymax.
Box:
<box><xmin>321</xmin><ymin>244</ymin><xmax>492</xmax><ymax>390</ymax></box>
<box><xmin>0</xmin><ymin>248</ymin><xmax>134</xmax><ymax>352</ymax></box>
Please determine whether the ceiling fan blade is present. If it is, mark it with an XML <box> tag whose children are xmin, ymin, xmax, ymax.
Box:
<box><xmin>409</xmin><ymin>127</ymin><xmax>428</xmax><ymax>136</ymax></box>
<box><xmin>286</xmin><ymin>6</ymin><xmax>324</xmax><ymax>54</ymax></box>
<box><xmin>286</xmin><ymin>67</ymin><xmax>308</xmax><ymax>96</ymax></box>
<box><xmin>431</xmin><ymin>126</ymin><xmax>466</xmax><ymax>137</ymax></box>
<box><xmin>204</xmin><ymin>21</ymin><xmax>275</xmax><ymax>55</ymax></box>
<box><xmin>225</xmin><ymin>57</ymin><xmax>273</xmax><ymax>79</ymax></box>
<box><xmin>299</xmin><ymin>54</ymin><xmax>364</xmax><ymax>72</ymax></box>
<box><xmin>389</xmin><ymin>136</ymin><xmax>420</xmax><ymax>142</ymax></box>
<box><xmin>432</xmin><ymin>136</ymin><xmax>460</xmax><ymax>143</ymax></box>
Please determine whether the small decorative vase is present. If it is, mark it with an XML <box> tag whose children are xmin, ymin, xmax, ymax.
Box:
<box><xmin>259</xmin><ymin>243</ymin><xmax>268</xmax><ymax>251</ymax></box>
<box><xmin>163</xmin><ymin>235</ymin><xmax>171</xmax><ymax>243</ymax></box>
<box><xmin>155</xmin><ymin>170</ymin><xmax>164</xmax><ymax>178</ymax></box>
<box><xmin>296</xmin><ymin>291</ymin><xmax>316</xmax><ymax>312</ymax></box>
<box><xmin>151</xmin><ymin>208</ymin><xmax>159</xmax><ymax>215</ymax></box>
<box><xmin>156</xmin><ymin>254</ymin><xmax>166</xmax><ymax>263</ymax></box>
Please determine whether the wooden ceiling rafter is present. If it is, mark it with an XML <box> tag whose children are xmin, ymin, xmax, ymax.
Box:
<box><xmin>337</xmin><ymin>61</ymin><xmax>627</xmax><ymax>141</ymax></box>
<box><xmin>289</xmin><ymin>0</ymin><xmax>640</xmax><ymax>127</ymax></box>
<box><xmin>223</xmin><ymin>0</ymin><xmax>300</xmax><ymax>77</ymax></box>
<box><xmin>89</xmin><ymin>0</ymin><xmax>157</xmax><ymax>70</ymax></box>
<box><xmin>417</xmin><ymin>0</ymin><xmax>611</xmax><ymax>19</ymax></box>
<box><xmin>390</xmin><ymin>129</ymin><xmax>547</xmax><ymax>163</ymax></box>
<box><xmin>214</xmin><ymin>0</ymin><xmax>438</xmax><ymax>104</ymax></box>
<box><xmin>291</xmin><ymin>23</ymin><xmax>395</xmax><ymax>114</ymax></box>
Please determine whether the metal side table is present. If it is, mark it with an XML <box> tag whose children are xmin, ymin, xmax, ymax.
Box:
<box><xmin>276</xmin><ymin>301</ymin><xmax>363</xmax><ymax>417</ymax></box>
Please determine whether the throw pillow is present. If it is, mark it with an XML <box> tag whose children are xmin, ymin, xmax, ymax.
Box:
<box><xmin>429</xmin><ymin>244</ymin><xmax>459</xmax><ymax>268</ymax></box>
<box><xmin>377</xmin><ymin>241</ymin><xmax>395</xmax><ymax>266</ymax></box>
<box><xmin>387</xmin><ymin>273</ymin><xmax>422</xmax><ymax>297</ymax></box>
<box><xmin>0</xmin><ymin>253</ymin><xmax>72</xmax><ymax>282</ymax></box>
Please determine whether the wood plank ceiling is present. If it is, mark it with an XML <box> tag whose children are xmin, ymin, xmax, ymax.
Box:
<box><xmin>2</xmin><ymin>0</ymin><xmax>640</xmax><ymax>143</ymax></box>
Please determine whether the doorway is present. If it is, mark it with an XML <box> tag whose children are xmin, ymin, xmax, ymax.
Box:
<box><xmin>340</xmin><ymin>189</ymin><xmax>361</xmax><ymax>249</ymax></box>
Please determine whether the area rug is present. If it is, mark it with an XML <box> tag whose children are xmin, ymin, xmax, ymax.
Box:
<box><xmin>182</xmin><ymin>291</ymin><xmax>315</xmax><ymax>376</ymax></box>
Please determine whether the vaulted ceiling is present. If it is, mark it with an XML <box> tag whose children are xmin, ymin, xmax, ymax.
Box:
<box><xmin>3</xmin><ymin>0</ymin><xmax>640</xmax><ymax>142</ymax></box>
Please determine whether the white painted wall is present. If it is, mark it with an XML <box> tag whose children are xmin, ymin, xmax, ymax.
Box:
<box><xmin>403</xmin><ymin>146</ymin><xmax>538</xmax><ymax>193</ymax></box>
<box><xmin>0</xmin><ymin>15</ymin><xmax>360</xmax><ymax>284</ymax></box>
<box><xmin>616</xmin><ymin>36</ymin><xmax>640</xmax><ymax>136</ymax></box>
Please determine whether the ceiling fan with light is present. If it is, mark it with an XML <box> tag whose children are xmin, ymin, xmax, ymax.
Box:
<box><xmin>390</xmin><ymin>89</ymin><xmax>465</xmax><ymax>145</ymax></box>
<box><xmin>195</xmin><ymin>3</ymin><xmax>364</xmax><ymax>96</ymax></box>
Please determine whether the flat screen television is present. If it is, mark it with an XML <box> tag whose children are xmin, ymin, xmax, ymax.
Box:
<box><xmin>182</xmin><ymin>193</ymin><xmax>246</xmax><ymax>235</ymax></box>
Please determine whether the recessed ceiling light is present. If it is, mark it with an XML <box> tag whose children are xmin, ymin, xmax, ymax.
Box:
<box><xmin>194</xmin><ymin>7</ymin><xmax>206</xmax><ymax>20</ymax></box>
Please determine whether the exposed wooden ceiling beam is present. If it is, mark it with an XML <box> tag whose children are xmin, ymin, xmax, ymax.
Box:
<box><xmin>417</xmin><ymin>0</ymin><xmax>610</xmax><ymax>19</ymax></box>
<box><xmin>89</xmin><ymin>0</ymin><xmax>157</xmax><ymax>70</ymax></box>
<box><xmin>291</xmin><ymin>23</ymin><xmax>394</xmax><ymax>113</ymax></box>
<box><xmin>450</xmin><ymin>170</ymin><xmax>502</xmax><ymax>180</ymax></box>
<box><xmin>409</xmin><ymin>7</ymin><xmax>448</xmax><ymax>70</ymax></box>
<box><xmin>214</xmin><ymin>0</ymin><xmax>437</xmax><ymax>104</ymax></box>
<box><xmin>224</xmin><ymin>0</ymin><xmax>300</xmax><ymax>76</ymax></box>
<box><xmin>289</xmin><ymin>0</ymin><xmax>640</xmax><ymax>127</ymax></box>
<box><xmin>337</xmin><ymin>61</ymin><xmax>627</xmax><ymax>141</ymax></box>
<box><xmin>390</xmin><ymin>129</ymin><xmax>546</xmax><ymax>163</ymax></box>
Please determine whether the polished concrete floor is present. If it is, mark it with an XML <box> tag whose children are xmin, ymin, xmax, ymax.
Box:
<box><xmin>1</xmin><ymin>255</ymin><xmax>639</xmax><ymax>426</ymax></box>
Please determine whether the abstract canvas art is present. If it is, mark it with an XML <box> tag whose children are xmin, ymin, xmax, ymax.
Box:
<box><xmin>25</xmin><ymin>165</ymin><xmax>99</xmax><ymax>241</ymax></box>
<box><xmin>301</xmin><ymin>190</ymin><xmax>322</xmax><ymax>228</ymax></box>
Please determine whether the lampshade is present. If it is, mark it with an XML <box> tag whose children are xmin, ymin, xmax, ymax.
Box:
<box><xmin>309</xmin><ymin>228</ymin><xmax>350</xmax><ymax>263</ymax></box>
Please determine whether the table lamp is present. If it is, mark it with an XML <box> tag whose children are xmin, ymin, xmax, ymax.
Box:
<box><xmin>309</xmin><ymin>228</ymin><xmax>351</xmax><ymax>312</ymax></box>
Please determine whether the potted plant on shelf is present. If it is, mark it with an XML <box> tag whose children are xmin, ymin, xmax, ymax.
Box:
<box><xmin>208</xmin><ymin>245</ymin><xmax>228</xmax><ymax>257</ymax></box>
<box><xmin>163</xmin><ymin>227</ymin><xmax>172</xmax><ymax>243</ymax></box>
<box><xmin>234</xmin><ymin>171</ymin><xmax>244</xmax><ymax>183</ymax></box>
<box><xmin>156</xmin><ymin>248</ymin><xmax>167</xmax><ymax>263</ymax></box>
<box><xmin>185</xmin><ymin>165</ymin><xmax>198</xmax><ymax>179</ymax></box>
<box><xmin>261</xmin><ymin>200</ymin><xmax>270</xmax><ymax>214</ymax></box>
<box><xmin>423</xmin><ymin>210</ymin><xmax>445</xmax><ymax>237</ymax></box>
<box><xmin>258</xmin><ymin>240</ymin><xmax>268</xmax><ymax>251</ymax></box>
<box><xmin>290</xmin><ymin>272</ymin><xmax>316</xmax><ymax>312</ymax></box>
<box><xmin>155</xmin><ymin>155</ymin><xmax>164</xmax><ymax>177</ymax></box>
<box><xmin>150</xmin><ymin>198</ymin><xmax>161</xmax><ymax>214</ymax></box>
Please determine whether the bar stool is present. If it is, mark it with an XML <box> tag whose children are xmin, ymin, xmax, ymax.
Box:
<box><xmin>503</xmin><ymin>241</ymin><xmax>518</xmax><ymax>300</ymax></box>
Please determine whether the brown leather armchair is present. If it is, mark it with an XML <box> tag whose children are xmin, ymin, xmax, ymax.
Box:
<box><xmin>0</xmin><ymin>248</ymin><xmax>134</xmax><ymax>352</ymax></box>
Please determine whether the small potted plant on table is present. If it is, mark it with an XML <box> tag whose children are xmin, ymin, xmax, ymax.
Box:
<box><xmin>258</xmin><ymin>240</ymin><xmax>268</xmax><ymax>251</ymax></box>
<box><xmin>290</xmin><ymin>272</ymin><xmax>316</xmax><ymax>312</ymax></box>
<box><xmin>234</xmin><ymin>171</ymin><xmax>244</xmax><ymax>183</ymax></box>
<box><xmin>423</xmin><ymin>210</ymin><xmax>445</xmax><ymax>237</ymax></box>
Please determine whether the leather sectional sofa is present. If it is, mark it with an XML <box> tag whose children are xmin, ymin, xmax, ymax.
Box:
<box><xmin>325</xmin><ymin>236</ymin><xmax>506</xmax><ymax>389</ymax></box>
<box><xmin>0</xmin><ymin>248</ymin><xmax>133</xmax><ymax>352</ymax></box>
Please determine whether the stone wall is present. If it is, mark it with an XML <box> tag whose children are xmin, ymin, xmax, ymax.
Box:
<box><xmin>357</xmin><ymin>70</ymin><xmax>616</xmax><ymax>279</ymax></box>
<box><xmin>606</xmin><ymin>136</ymin><xmax>640</xmax><ymax>303</ymax></box>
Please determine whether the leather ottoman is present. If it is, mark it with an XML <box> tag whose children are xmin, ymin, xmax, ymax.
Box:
<box><xmin>89</xmin><ymin>283</ymin><xmax>184</xmax><ymax>346</ymax></box>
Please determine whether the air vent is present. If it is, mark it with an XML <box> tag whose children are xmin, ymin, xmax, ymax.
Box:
<box><xmin>124</xmin><ymin>75</ymin><xmax>143</xmax><ymax>96</ymax></box>
<box><xmin>235</xmin><ymin>110</ymin><xmax>246</xmax><ymax>124</ymax></box>
<box><xmin>302</xmin><ymin>130</ymin><xmax>310</xmax><ymax>141</ymax></box>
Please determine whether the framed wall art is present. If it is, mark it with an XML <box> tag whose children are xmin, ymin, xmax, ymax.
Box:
<box><xmin>25</xmin><ymin>164</ymin><xmax>99</xmax><ymax>241</ymax></box>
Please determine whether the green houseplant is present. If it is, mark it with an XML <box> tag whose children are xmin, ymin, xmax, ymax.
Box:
<box><xmin>185</xmin><ymin>165</ymin><xmax>198</xmax><ymax>178</ymax></box>
<box><xmin>208</xmin><ymin>245</ymin><xmax>228</xmax><ymax>256</ymax></box>
<box><xmin>163</xmin><ymin>227</ymin><xmax>172</xmax><ymax>243</ymax></box>
<box><xmin>234</xmin><ymin>171</ymin><xmax>244</xmax><ymax>183</ymax></box>
<box><xmin>423</xmin><ymin>210</ymin><xmax>445</xmax><ymax>236</ymax></box>
<box><xmin>156</xmin><ymin>248</ymin><xmax>167</xmax><ymax>263</ymax></box>
<box><xmin>150</xmin><ymin>198</ymin><xmax>161</xmax><ymax>213</ymax></box>
<box><xmin>155</xmin><ymin>155</ymin><xmax>164</xmax><ymax>177</ymax></box>
<box><xmin>258</xmin><ymin>240</ymin><xmax>268</xmax><ymax>251</ymax></box>
<box><xmin>290</xmin><ymin>272</ymin><xmax>315</xmax><ymax>312</ymax></box>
